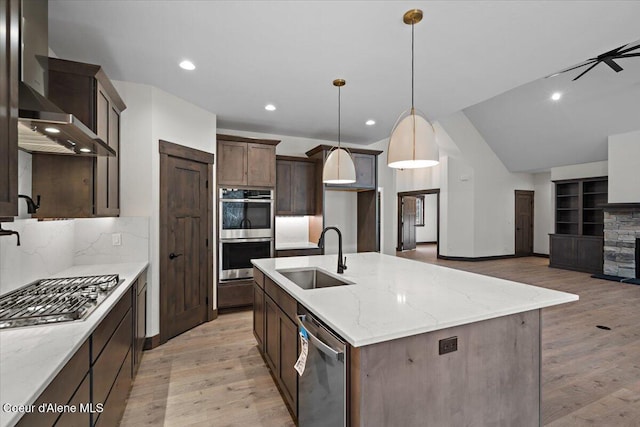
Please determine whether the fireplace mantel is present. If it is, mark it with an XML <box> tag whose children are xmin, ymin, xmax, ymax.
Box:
<box><xmin>601</xmin><ymin>203</ymin><xmax>640</xmax><ymax>210</ymax></box>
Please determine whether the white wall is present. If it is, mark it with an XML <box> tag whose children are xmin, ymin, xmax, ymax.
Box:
<box><xmin>416</xmin><ymin>193</ymin><xmax>438</xmax><ymax>243</ymax></box>
<box><xmin>550</xmin><ymin>160</ymin><xmax>608</xmax><ymax>181</ymax></box>
<box><xmin>437</xmin><ymin>111</ymin><xmax>534</xmax><ymax>257</ymax></box>
<box><xmin>608</xmin><ymin>130</ymin><xmax>640</xmax><ymax>203</ymax></box>
<box><xmin>114</xmin><ymin>80</ymin><xmax>217</xmax><ymax>337</ymax></box>
<box><xmin>533</xmin><ymin>172</ymin><xmax>553</xmax><ymax>254</ymax></box>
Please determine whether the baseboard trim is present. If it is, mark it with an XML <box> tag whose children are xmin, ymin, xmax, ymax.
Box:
<box><xmin>144</xmin><ymin>334</ymin><xmax>161</xmax><ymax>350</ymax></box>
<box><xmin>532</xmin><ymin>252</ymin><xmax>549</xmax><ymax>258</ymax></box>
<box><xmin>437</xmin><ymin>254</ymin><xmax>516</xmax><ymax>262</ymax></box>
<box><xmin>417</xmin><ymin>241</ymin><xmax>437</xmax><ymax>245</ymax></box>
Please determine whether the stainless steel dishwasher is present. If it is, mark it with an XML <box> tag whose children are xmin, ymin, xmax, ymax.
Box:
<box><xmin>297</xmin><ymin>311</ymin><xmax>347</xmax><ymax>427</ymax></box>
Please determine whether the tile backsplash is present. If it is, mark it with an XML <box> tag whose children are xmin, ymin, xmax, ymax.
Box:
<box><xmin>0</xmin><ymin>217</ymin><xmax>149</xmax><ymax>295</ymax></box>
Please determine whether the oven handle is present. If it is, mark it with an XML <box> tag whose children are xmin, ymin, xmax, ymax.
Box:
<box><xmin>220</xmin><ymin>238</ymin><xmax>273</xmax><ymax>243</ymax></box>
<box><xmin>220</xmin><ymin>198</ymin><xmax>273</xmax><ymax>203</ymax></box>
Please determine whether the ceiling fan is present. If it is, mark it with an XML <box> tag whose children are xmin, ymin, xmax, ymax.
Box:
<box><xmin>548</xmin><ymin>42</ymin><xmax>640</xmax><ymax>81</ymax></box>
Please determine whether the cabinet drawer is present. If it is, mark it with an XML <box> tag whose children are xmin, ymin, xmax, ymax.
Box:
<box><xmin>94</xmin><ymin>348</ymin><xmax>132</xmax><ymax>427</ymax></box>
<box><xmin>253</xmin><ymin>267</ymin><xmax>265</xmax><ymax>289</ymax></box>
<box><xmin>16</xmin><ymin>340</ymin><xmax>90</xmax><ymax>427</ymax></box>
<box><xmin>54</xmin><ymin>373</ymin><xmax>90</xmax><ymax>427</ymax></box>
<box><xmin>265</xmin><ymin>277</ymin><xmax>297</xmax><ymax>322</ymax></box>
<box><xmin>93</xmin><ymin>309</ymin><xmax>132</xmax><ymax>406</ymax></box>
<box><xmin>276</xmin><ymin>248</ymin><xmax>322</xmax><ymax>257</ymax></box>
<box><xmin>92</xmin><ymin>290</ymin><xmax>132</xmax><ymax>362</ymax></box>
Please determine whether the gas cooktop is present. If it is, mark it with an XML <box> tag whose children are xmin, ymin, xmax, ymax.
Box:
<box><xmin>0</xmin><ymin>274</ymin><xmax>121</xmax><ymax>329</ymax></box>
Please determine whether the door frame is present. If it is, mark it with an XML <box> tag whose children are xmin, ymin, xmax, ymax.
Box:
<box><xmin>514</xmin><ymin>190</ymin><xmax>534</xmax><ymax>257</ymax></box>
<box><xmin>159</xmin><ymin>140</ymin><xmax>215</xmax><ymax>345</ymax></box>
<box><xmin>397</xmin><ymin>189</ymin><xmax>440</xmax><ymax>256</ymax></box>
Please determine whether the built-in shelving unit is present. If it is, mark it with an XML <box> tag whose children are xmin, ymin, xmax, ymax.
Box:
<box><xmin>550</xmin><ymin>177</ymin><xmax>607</xmax><ymax>274</ymax></box>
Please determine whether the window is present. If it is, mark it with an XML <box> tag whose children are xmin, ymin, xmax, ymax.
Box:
<box><xmin>415</xmin><ymin>196</ymin><xmax>424</xmax><ymax>227</ymax></box>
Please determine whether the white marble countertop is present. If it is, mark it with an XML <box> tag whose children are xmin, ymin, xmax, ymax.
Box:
<box><xmin>275</xmin><ymin>242</ymin><xmax>320</xmax><ymax>250</ymax></box>
<box><xmin>252</xmin><ymin>253</ymin><xmax>578</xmax><ymax>347</ymax></box>
<box><xmin>0</xmin><ymin>262</ymin><xmax>148</xmax><ymax>427</ymax></box>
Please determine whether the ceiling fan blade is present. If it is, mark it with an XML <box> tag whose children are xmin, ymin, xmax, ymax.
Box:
<box><xmin>546</xmin><ymin>60</ymin><xmax>597</xmax><ymax>78</ymax></box>
<box><xmin>616</xmin><ymin>52</ymin><xmax>640</xmax><ymax>58</ymax></box>
<box><xmin>572</xmin><ymin>62</ymin><xmax>599</xmax><ymax>81</ymax></box>
<box><xmin>617</xmin><ymin>44</ymin><xmax>640</xmax><ymax>55</ymax></box>
<box><xmin>603</xmin><ymin>58</ymin><xmax>623</xmax><ymax>72</ymax></box>
<box><xmin>598</xmin><ymin>44</ymin><xmax>627</xmax><ymax>59</ymax></box>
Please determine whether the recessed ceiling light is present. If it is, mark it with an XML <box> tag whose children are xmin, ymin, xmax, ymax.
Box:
<box><xmin>79</xmin><ymin>148</ymin><xmax>92</xmax><ymax>153</ymax></box>
<box><xmin>365</xmin><ymin>119</ymin><xmax>376</xmax><ymax>126</ymax></box>
<box><xmin>265</xmin><ymin>104</ymin><xmax>276</xmax><ymax>111</ymax></box>
<box><xmin>44</xmin><ymin>127</ymin><xmax>60</xmax><ymax>134</ymax></box>
<box><xmin>179</xmin><ymin>60</ymin><xmax>196</xmax><ymax>71</ymax></box>
<box><xmin>551</xmin><ymin>92</ymin><xmax>562</xmax><ymax>101</ymax></box>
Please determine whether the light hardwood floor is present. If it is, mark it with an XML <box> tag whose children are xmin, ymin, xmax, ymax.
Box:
<box><xmin>122</xmin><ymin>247</ymin><xmax>640</xmax><ymax>426</ymax></box>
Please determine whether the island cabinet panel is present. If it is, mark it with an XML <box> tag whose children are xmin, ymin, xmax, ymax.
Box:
<box><xmin>15</xmin><ymin>340</ymin><xmax>90</xmax><ymax>427</ymax></box>
<box><xmin>55</xmin><ymin>374</ymin><xmax>91</xmax><ymax>427</ymax></box>
<box><xmin>255</xmin><ymin>270</ymin><xmax>298</xmax><ymax>419</ymax></box>
<box><xmin>350</xmin><ymin>310</ymin><xmax>541</xmax><ymax>427</ymax></box>
<box><xmin>94</xmin><ymin>348</ymin><xmax>132</xmax><ymax>427</ymax></box>
<box><xmin>133</xmin><ymin>270</ymin><xmax>148</xmax><ymax>375</ymax></box>
<box><xmin>253</xmin><ymin>282</ymin><xmax>265</xmax><ymax>351</ymax></box>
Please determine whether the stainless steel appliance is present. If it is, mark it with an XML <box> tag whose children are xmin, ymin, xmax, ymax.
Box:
<box><xmin>297</xmin><ymin>311</ymin><xmax>347</xmax><ymax>427</ymax></box>
<box><xmin>219</xmin><ymin>238</ymin><xmax>272</xmax><ymax>281</ymax></box>
<box><xmin>219</xmin><ymin>188</ymin><xmax>274</xmax><ymax>239</ymax></box>
<box><xmin>219</xmin><ymin>188</ymin><xmax>274</xmax><ymax>281</ymax></box>
<box><xmin>0</xmin><ymin>275</ymin><xmax>120</xmax><ymax>329</ymax></box>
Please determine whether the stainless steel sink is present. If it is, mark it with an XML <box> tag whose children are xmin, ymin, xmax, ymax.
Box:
<box><xmin>277</xmin><ymin>268</ymin><xmax>354</xmax><ymax>290</ymax></box>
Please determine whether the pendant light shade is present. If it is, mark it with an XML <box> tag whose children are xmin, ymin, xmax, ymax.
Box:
<box><xmin>323</xmin><ymin>79</ymin><xmax>356</xmax><ymax>184</ymax></box>
<box><xmin>323</xmin><ymin>148</ymin><xmax>356</xmax><ymax>183</ymax></box>
<box><xmin>387</xmin><ymin>108</ymin><xmax>438</xmax><ymax>169</ymax></box>
<box><xmin>388</xmin><ymin>9</ymin><xmax>439</xmax><ymax>169</ymax></box>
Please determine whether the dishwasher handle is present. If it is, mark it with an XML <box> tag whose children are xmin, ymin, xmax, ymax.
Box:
<box><xmin>297</xmin><ymin>315</ymin><xmax>344</xmax><ymax>362</ymax></box>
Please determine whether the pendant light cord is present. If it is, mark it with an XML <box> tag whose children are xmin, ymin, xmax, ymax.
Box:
<box><xmin>338</xmin><ymin>85</ymin><xmax>341</xmax><ymax>148</ymax></box>
<box><xmin>411</xmin><ymin>21</ymin><xmax>415</xmax><ymax>110</ymax></box>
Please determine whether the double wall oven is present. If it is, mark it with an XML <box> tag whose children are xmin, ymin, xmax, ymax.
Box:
<box><xmin>219</xmin><ymin>189</ymin><xmax>274</xmax><ymax>281</ymax></box>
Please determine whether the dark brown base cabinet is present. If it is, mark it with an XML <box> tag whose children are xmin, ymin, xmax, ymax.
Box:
<box><xmin>16</xmin><ymin>269</ymin><xmax>147</xmax><ymax>427</ymax></box>
<box><xmin>253</xmin><ymin>268</ymin><xmax>298</xmax><ymax>419</ymax></box>
<box><xmin>275</xmin><ymin>248</ymin><xmax>323</xmax><ymax>258</ymax></box>
<box><xmin>218</xmin><ymin>280</ymin><xmax>254</xmax><ymax>309</ymax></box>
<box><xmin>549</xmin><ymin>234</ymin><xmax>604</xmax><ymax>274</ymax></box>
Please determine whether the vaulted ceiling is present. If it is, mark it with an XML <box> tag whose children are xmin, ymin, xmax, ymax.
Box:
<box><xmin>48</xmin><ymin>1</ymin><xmax>640</xmax><ymax>170</ymax></box>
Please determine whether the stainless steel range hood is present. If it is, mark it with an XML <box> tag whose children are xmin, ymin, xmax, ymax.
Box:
<box><xmin>17</xmin><ymin>0</ymin><xmax>114</xmax><ymax>157</ymax></box>
<box><xmin>18</xmin><ymin>82</ymin><xmax>115</xmax><ymax>156</ymax></box>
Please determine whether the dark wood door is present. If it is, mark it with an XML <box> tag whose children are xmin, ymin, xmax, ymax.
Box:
<box><xmin>0</xmin><ymin>0</ymin><xmax>19</xmax><ymax>218</ymax></box>
<box><xmin>401</xmin><ymin>196</ymin><xmax>417</xmax><ymax>250</ymax></box>
<box><xmin>160</xmin><ymin>141</ymin><xmax>214</xmax><ymax>343</ymax></box>
<box><xmin>515</xmin><ymin>190</ymin><xmax>534</xmax><ymax>256</ymax></box>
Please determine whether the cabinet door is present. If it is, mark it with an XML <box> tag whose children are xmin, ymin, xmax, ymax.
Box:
<box><xmin>253</xmin><ymin>282</ymin><xmax>265</xmax><ymax>351</ymax></box>
<box><xmin>549</xmin><ymin>235</ymin><xmax>577</xmax><ymax>268</ymax></box>
<box><xmin>264</xmin><ymin>295</ymin><xmax>279</xmax><ymax>373</ymax></box>
<box><xmin>352</xmin><ymin>153</ymin><xmax>376</xmax><ymax>189</ymax></box>
<box><xmin>293</xmin><ymin>161</ymin><xmax>316</xmax><ymax>215</ymax></box>
<box><xmin>247</xmin><ymin>143</ymin><xmax>276</xmax><ymax>187</ymax></box>
<box><xmin>279</xmin><ymin>311</ymin><xmax>298</xmax><ymax>414</ymax></box>
<box><xmin>218</xmin><ymin>141</ymin><xmax>248</xmax><ymax>186</ymax></box>
<box><xmin>577</xmin><ymin>237</ymin><xmax>603</xmax><ymax>273</ymax></box>
<box><xmin>107</xmin><ymin>106</ymin><xmax>120</xmax><ymax>213</ymax></box>
<box><xmin>95</xmin><ymin>85</ymin><xmax>110</xmax><ymax>215</ymax></box>
<box><xmin>276</xmin><ymin>160</ymin><xmax>293</xmax><ymax>214</ymax></box>
<box><xmin>134</xmin><ymin>281</ymin><xmax>146</xmax><ymax>371</ymax></box>
<box><xmin>0</xmin><ymin>0</ymin><xmax>19</xmax><ymax>218</ymax></box>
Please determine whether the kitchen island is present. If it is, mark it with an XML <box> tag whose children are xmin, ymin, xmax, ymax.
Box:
<box><xmin>252</xmin><ymin>252</ymin><xmax>577</xmax><ymax>427</ymax></box>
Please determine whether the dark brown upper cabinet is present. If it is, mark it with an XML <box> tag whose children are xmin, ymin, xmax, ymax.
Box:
<box><xmin>0</xmin><ymin>0</ymin><xmax>19</xmax><ymax>219</ymax></box>
<box><xmin>305</xmin><ymin>145</ymin><xmax>381</xmax><ymax>191</ymax></box>
<box><xmin>217</xmin><ymin>134</ymin><xmax>279</xmax><ymax>188</ymax></box>
<box><xmin>32</xmin><ymin>58</ymin><xmax>126</xmax><ymax>218</ymax></box>
<box><xmin>276</xmin><ymin>156</ymin><xmax>318</xmax><ymax>215</ymax></box>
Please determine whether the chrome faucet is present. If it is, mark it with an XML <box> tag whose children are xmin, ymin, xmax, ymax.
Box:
<box><xmin>318</xmin><ymin>226</ymin><xmax>347</xmax><ymax>274</ymax></box>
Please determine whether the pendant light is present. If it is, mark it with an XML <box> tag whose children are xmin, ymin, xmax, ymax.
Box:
<box><xmin>323</xmin><ymin>79</ymin><xmax>356</xmax><ymax>184</ymax></box>
<box><xmin>387</xmin><ymin>9</ymin><xmax>439</xmax><ymax>169</ymax></box>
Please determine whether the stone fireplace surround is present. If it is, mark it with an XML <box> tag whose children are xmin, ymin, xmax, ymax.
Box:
<box><xmin>603</xmin><ymin>204</ymin><xmax>640</xmax><ymax>279</ymax></box>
